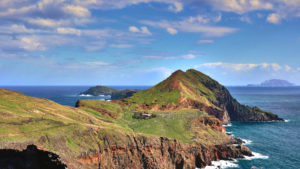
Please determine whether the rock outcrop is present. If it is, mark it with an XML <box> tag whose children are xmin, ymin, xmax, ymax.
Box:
<box><xmin>77</xmin><ymin>134</ymin><xmax>251</xmax><ymax>169</ymax></box>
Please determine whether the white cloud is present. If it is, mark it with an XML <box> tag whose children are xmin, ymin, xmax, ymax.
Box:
<box><xmin>146</xmin><ymin>67</ymin><xmax>173</xmax><ymax>77</ymax></box>
<box><xmin>141</xmin><ymin>15</ymin><xmax>238</xmax><ymax>37</ymax></box>
<box><xmin>198</xmin><ymin>39</ymin><xmax>214</xmax><ymax>44</ymax></box>
<box><xmin>181</xmin><ymin>54</ymin><xmax>196</xmax><ymax>59</ymax></box>
<box><xmin>285</xmin><ymin>65</ymin><xmax>291</xmax><ymax>71</ymax></box>
<box><xmin>110</xmin><ymin>44</ymin><xmax>134</xmax><ymax>48</ymax></box>
<box><xmin>140</xmin><ymin>26</ymin><xmax>152</xmax><ymax>35</ymax></box>
<box><xmin>129</xmin><ymin>26</ymin><xmax>152</xmax><ymax>35</ymax></box>
<box><xmin>20</xmin><ymin>36</ymin><xmax>47</xmax><ymax>51</ymax></box>
<box><xmin>129</xmin><ymin>26</ymin><xmax>140</xmax><ymax>33</ymax></box>
<box><xmin>270</xmin><ymin>63</ymin><xmax>281</xmax><ymax>71</ymax></box>
<box><xmin>65</xmin><ymin>61</ymin><xmax>109</xmax><ymax>69</ymax></box>
<box><xmin>57</xmin><ymin>27</ymin><xmax>81</xmax><ymax>36</ymax></box>
<box><xmin>166</xmin><ymin>27</ymin><xmax>178</xmax><ymax>35</ymax></box>
<box><xmin>267</xmin><ymin>13</ymin><xmax>281</xmax><ymax>24</ymax></box>
<box><xmin>143</xmin><ymin>53</ymin><xmax>197</xmax><ymax>60</ymax></box>
<box><xmin>27</xmin><ymin>18</ymin><xmax>59</xmax><ymax>28</ymax></box>
<box><xmin>168</xmin><ymin>2</ymin><xmax>183</xmax><ymax>13</ymax></box>
<box><xmin>195</xmin><ymin>62</ymin><xmax>290</xmax><ymax>72</ymax></box>
<box><xmin>63</xmin><ymin>5</ymin><xmax>90</xmax><ymax>17</ymax></box>
<box><xmin>0</xmin><ymin>24</ymin><xmax>49</xmax><ymax>34</ymax></box>
<box><xmin>203</xmin><ymin>0</ymin><xmax>300</xmax><ymax>23</ymax></box>
<box><xmin>207</xmin><ymin>0</ymin><xmax>273</xmax><ymax>14</ymax></box>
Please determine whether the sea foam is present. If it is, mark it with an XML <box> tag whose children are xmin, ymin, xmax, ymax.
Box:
<box><xmin>223</xmin><ymin>123</ymin><xmax>232</xmax><ymax>127</ymax></box>
<box><xmin>241</xmin><ymin>138</ymin><xmax>252</xmax><ymax>145</ymax></box>
<box><xmin>78</xmin><ymin>94</ymin><xmax>93</xmax><ymax>97</ymax></box>
<box><xmin>201</xmin><ymin>159</ymin><xmax>238</xmax><ymax>169</ymax></box>
<box><xmin>243</xmin><ymin>152</ymin><xmax>269</xmax><ymax>160</ymax></box>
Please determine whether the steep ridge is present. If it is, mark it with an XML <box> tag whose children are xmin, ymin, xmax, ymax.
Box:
<box><xmin>123</xmin><ymin>69</ymin><xmax>283</xmax><ymax>123</ymax></box>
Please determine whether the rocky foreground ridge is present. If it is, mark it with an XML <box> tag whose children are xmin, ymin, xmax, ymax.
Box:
<box><xmin>0</xmin><ymin>69</ymin><xmax>283</xmax><ymax>169</ymax></box>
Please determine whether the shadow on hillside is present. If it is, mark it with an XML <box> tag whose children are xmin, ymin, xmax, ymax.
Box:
<box><xmin>0</xmin><ymin>144</ymin><xmax>66</xmax><ymax>169</ymax></box>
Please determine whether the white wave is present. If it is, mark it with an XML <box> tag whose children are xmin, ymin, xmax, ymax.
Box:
<box><xmin>243</xmin><ymin>152</ymin><xmax>269</xmax><ymax>160</ymax></box>
<box><xmin>223</xmin><ymin>123</ymin><xmax>232</xmax><ymax>127</ymax></box>
<box><xmin>226</xmin><ymin>132</ymin><xmax>234</xmax><ymax>137</ymax></box>
<box><xmin>241</xmin><ymin>139</ymin><xmax>252</xmax><ymax>145</ymax></box>
<box><xmin>78</xmin><ymin>94</ymin><xmax>92</xmax><ymax>97</ymax></box>
<box><xmin>226</xmin><ymin>132</ymin><xmax>232</xmax><ymax>134</ymax></box>
<box><xmin>284</xmin><ymin>119</ymin><xmax>290</xmax><ymax>122</ymax></box>
<box><xmin>201</xmin><ymin>160</ymin><xmax>238</xmax><ymax>169</ymax></box>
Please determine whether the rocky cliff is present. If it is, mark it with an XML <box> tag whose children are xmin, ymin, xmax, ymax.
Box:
<box><xmin>77</xmin><ymin>134</ymin><xmax>251</xmax><ymax>169</ymax></box>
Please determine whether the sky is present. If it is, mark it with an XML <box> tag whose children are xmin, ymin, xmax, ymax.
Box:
<box><xmin>0</xmin><ymin>0</ymin><xmax>300</xmax><ymax>86</ymax></box>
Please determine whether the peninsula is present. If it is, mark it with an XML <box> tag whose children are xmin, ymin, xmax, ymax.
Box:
<box><xmin>0</xmin><ymin>69</ymin><xmax>283</xmax><ymax>169</ymax></box>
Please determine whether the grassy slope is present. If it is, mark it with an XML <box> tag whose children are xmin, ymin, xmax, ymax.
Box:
<box><xmin>0</xmin><ymin>88</ymin><xmax>229</xmax><ymax>154</ymax></box>
<box><xmin>0</xmin><ymin>89</ymin><xmax>132</xmax><ymax>156</ymax></box>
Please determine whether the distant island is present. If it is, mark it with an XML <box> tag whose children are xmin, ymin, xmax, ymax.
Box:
<box><xmin>79</xmin><ymin>86</ymin><xmax>138</xmax><ymax>100</ymax></box>
<box><xmin>247</xmin><ymin>79</ymin><xmax>294</xmax><ymax>87</ymax></box>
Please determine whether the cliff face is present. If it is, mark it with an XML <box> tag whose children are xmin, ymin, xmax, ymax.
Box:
<box><xmin>123</xmin><ymin>69</ymin><xmax>283</xmax><ymax>123</ymax></box>
<box><xmin>77</xmin><ymin>134</ymin><xmax>251</xmax><ymax>169</ymax></box>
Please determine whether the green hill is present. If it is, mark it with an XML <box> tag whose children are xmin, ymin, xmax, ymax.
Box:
<box><xmin>123</xmin><ymin>69</ymin><xmax>283</xmax><ymax>123</ymax></box>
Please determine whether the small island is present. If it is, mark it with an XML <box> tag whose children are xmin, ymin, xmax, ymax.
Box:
<box><xmin>79</xmin><ymin>86</ymin><xmax>138</xmax><ymax>100</ymax></box>
<box><xmin>248</xmin><ymin>79</ymin><xmax>294</xmax><ymax>87</ymax></box>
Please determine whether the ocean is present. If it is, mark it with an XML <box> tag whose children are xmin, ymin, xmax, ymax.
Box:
<box><xmin>1</xmin><ymin>86</ymin><xmax>299</xmax><ymax>169</ymax></box>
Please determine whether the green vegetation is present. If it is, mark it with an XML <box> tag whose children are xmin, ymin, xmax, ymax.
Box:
<box><xmin>0</xmin><ymin>87</ymin><xmax>228</xmax><ymax>148</ymax></box>
<box><xmin>111</xmin><ymin>89</ymin><xmax>137</xmax><ymax>100</ymax></box>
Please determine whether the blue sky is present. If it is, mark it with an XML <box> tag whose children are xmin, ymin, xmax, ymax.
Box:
<box><xmin>0</xmin><ymin>0</ymin><xmax>300</xmax><ymax>86</ymax></box>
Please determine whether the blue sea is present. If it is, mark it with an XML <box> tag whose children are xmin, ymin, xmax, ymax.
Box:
<box><xmin>1</xmin><ymin>86</ymin><xmax>300</xmax><ymax>169</ymax></box>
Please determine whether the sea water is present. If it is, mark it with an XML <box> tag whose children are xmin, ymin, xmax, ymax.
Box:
<box><xmin>1</xmin><ymin>86</ymin><xmax>300</xmax><ymax>169</ymax></box>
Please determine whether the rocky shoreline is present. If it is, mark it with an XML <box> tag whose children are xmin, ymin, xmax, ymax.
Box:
<box><xmin>76</xmin><ymin>134</ymin><xmax>252</xmax><ymax>169</ymax></box>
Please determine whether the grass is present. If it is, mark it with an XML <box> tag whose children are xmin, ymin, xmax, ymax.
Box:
<box><xmin>77</xmin><ymin>100</ymin><xmax>123</xmax><ymax>118</ymax></box>
<box><xmin>0</xmin><ymin>87</ymin><xmax>230</xmax><ymax>162</ymax></box>
<box><xmin>125</xmin><ymin>89</ymin><xmax>181</xmax><ymax>108</ymax></box>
